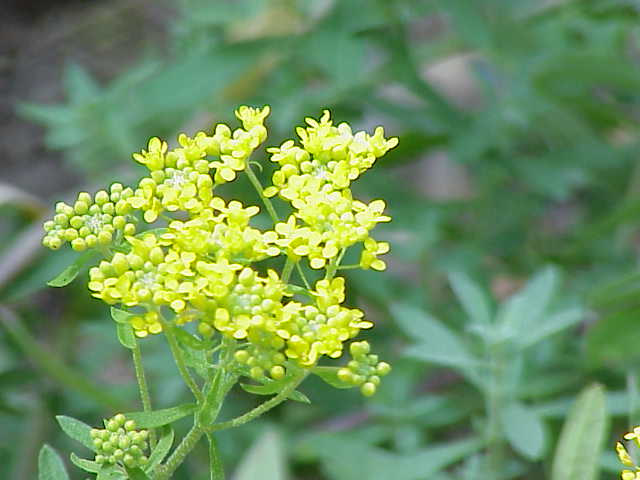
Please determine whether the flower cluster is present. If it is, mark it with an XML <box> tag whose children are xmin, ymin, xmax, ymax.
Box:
<box><xmin>42</xmin><ymin>106</ymin><xmax>396</xmax><ymax>393</ymax></box>
<box><xmin>618</xmin><ymin>428</ymin><xmax>640</xmax><ymax>479</ymax></box>
<box><xmin>337</xmin><ymin>341</ymin><xmax>391</xmax><ymax>396</ymax></box>
<box><xmin>264</xmin><ymin>111</ymin><xmax>396</xmax><ymax>271</ymax></box>
<box><xmin>90</xmin><ymin>414</ymin><xmax>149</xmax><ymax>468</ymax></box>
<box><xmin>43</xmin><ymin>184</ymin><xmax>136</xmax><ymax>251</ymax></box>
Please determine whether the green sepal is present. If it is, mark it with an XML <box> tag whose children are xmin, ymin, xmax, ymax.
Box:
<box><xmin>116</xmin><ymin>322</ymin><xmax>136</xmax><ymax>349</ymax></box>
<box><xmin>38</xmin><ymin>444</ymin><xmax>70</xmax><ymax>480</ymax></box>
<box><xmin>56</xmin><ymin>415</ymin><xmax>94</xmax><ymax>451</ymax></box>
<box><xmin>145</xmin><ymin>426</ymin><xmax>174</xmax><ymax>472</ymax></box>
<box><xmin>47</xmin><ymin>251</ymin><xmax>97</xmax><ymax>287</ymax></box>
<box><xmin>96</xmin><ymin>464</ymin><xmax>126</xmax><ymax>480</ymax></box>
<box><xmin>124</xmin><ymin>403</ymin><xmax>197</xmax><ymax>428</ymax></box>
<box><xmin>311</xmin><ymin>366</ymin><xmax>355</xmax><ymax>389</ymax></box>
<box><xmin>70</xmin><ymin>453</ymin><xmax>101</xmax><ymax>473</ymax></box>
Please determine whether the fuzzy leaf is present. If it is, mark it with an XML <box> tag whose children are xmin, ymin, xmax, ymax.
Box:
<box><xmin>500</xmin><ymin>401</ymin><xmax>546</xmax><ymax>460</ymax></box>
<box><xmin>38</xmin><ymin>445</ymin><xmax>70</xmax><ymax>480</ymax></box>
<box><xmin>551</xmin><ymin>384</ymin><xmax>607</xmax><ymax>480</ymax></box>
<box><xmin>110</xmin><ymin>307</ymin><xmax>134</xmax><ymax>324</ymax></box>
<box><xmin>116</xmin><ymin>322</ymin><xmax>136</xmax><ymax>349</ymax></box>
<box><xmin>448</xmin><ymin>272</ymin><xmax>492</xmax><ymax>325</ymax></box>
<box><xmin>146</xmin><ymin>426</ymin><xmax>174</xmax><ymax>471</ymax></box>
<box><xmin>311</xmin><ymin>366</ymin><xmax>354</xmax><ymax>389</ymax></box>
<box><xmin>70</xmin><ymin>453</ymin><xmax>101</xmax><ymax>473</ymax></box>
<box><xmin>56</xmin><ymin>415</ymin><xmax>94</xmax><ymax>451</ymax></box>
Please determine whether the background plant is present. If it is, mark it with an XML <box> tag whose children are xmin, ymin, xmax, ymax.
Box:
<box><xmin>4</xmin><ymin>0</ymin><xmax>640</xmax><ymax>478</ymax></box>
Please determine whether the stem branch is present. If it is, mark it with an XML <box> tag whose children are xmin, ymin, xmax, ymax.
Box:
<box><xmin>131</xmin><ymin>339</ymin><xmax>156</xmax><ymax>447</ymax></box>
<box><xmin>163</xmin><ymin>322</ymin><xmax>204</xmax><ymax>403</ymax></box>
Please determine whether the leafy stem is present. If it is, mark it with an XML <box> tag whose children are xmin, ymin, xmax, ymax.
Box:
<box><xmin>208</xmin><ymin>369</ymin><xmax>308</xmax><ymax>433</ymax></box>
<box><xmin>156</xmin><ymin>424</ymin><xmax>204</xmax><ymax>480</ymax></box>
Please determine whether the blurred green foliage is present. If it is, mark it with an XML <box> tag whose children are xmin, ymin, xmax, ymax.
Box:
<box><xmin>5</xmin><ymin>0</ymin><xmax>640</xmax><ymax>478</ymax></box>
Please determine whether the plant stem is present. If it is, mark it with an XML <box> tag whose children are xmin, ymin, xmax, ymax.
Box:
<box><xmin>156</xmin><ymin>424</ymin><xmax>204</xmax><ymax>480</ymax></box>
<box><xmin>131</xmin><ymin>339</ymin><xmax>156</xmax><ymax>447</ymax></box>
<box><xmin>208</xmin><ymin>370</ymin><xmax>307</xmax><ymax>432</ymax></box>
<box><xmin>207</xmin><ymin>433</ymin><xmax>225</xmax><ymax>480</ymax></box>
<box><xmin>163</xmin><ymin>322</ymin><xmax>204</xmax><ymax>404</ymax></box>
<box><xmin>282</xmin><ymin>257</ymin><xmax>295</xmax><ymax>284</ymax></box>
<box><xmin>245</xmin><ymin>164</ymin><xmax>311</xmax><ymax>289</ymax></box>
<box><xmin>485</xmin><ymin>340</ymin><xmax>505</xmax><ymax>478</ymax></box>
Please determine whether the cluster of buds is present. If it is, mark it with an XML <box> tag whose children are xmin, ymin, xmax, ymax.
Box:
<box><xmin>337</xmin><ymin>341</ymin><xmax>391</xmax><ymax>396</ymax></box>
<box><xmin>90</xmin><ymin>414</ymin><xmax>149</xmax><ymax>469</ymax></box>
<box><xmin>42</xmin><ymin>184</ymin><xmax>136</xmax><ymax>251</ymax></box>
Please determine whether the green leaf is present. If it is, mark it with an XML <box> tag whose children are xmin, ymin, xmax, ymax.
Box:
<box><xmin>497</xmin><ymin>267</ymin><xmax>559</xmax><ymax>340</ymax></box>
<box><xmin>116</xmin><ymin>322</ymin><xmax>136</xmax><ymax>349</ymax></box>
<box><xmin>586</xmin><ymin>309</ymin><xmax>640</xmax><ymax>366</ymax></box>
<box><xmin>47</xmin><ymin>251</ymin><xmax>97</xmax><ymax>287</ymax></box>
<box><xmin>146</xmin><ymin>426</ymin><xmax>174</xmax><ymax>471</ymax></box>
<box><xmin>311</xmin><ymin>366</ymin><xmax>354</xmax><ymax>389</ymax></box>
<box><xmin>38</xmin><ymin>445</ymin><xmax>70</xmax><ymax>480</ymax></box>
<box><xmin>56</xmin><ymin>415</ymin><xmax>94</xmax><ymax>451</ymax></box>
<box><xmin>124</xmin><ymin>403</ymin><xmax>197</xmax><ymax>428</ymax></box>
<box><xmin>234</xmin><ymin>429</ymin><xmax>287</xmax><ymax>480</ymax></box>
<box><xmin>551</xmin><ymin>384</ymin><xmax>608</xmax><ymax>480</ymax></box>
<box><xmin>448</xmin><ymin>272</ymin><xmax>492</xmax><ymax>325</ymax></box>
<box><xmin>499</xmin><ymin>401</ymin><xmax>546</xmax><ymax>460</ymax></box>
<box><xmin>96</xmin><ymin>465</ymin><xmax>126</xmax><ymax>480</ymax></box>
<box><xmin>70</xmin><ymin>453</ymin><xmax>101</xmax><ymax>473</ymax></box>
<box><xmin>518</xmin><ymin>307</ymin><xmax>583</xmax><ymax>349</ymax></box>
<box><xmin>240</xmin><ymin>382</ymin><xmax>310</xmax><ymax>404</ymax></box>
<box><xmin>392</xmin><ymin>303</ymin><xmax>481</xmax><ymax>384</ymax></box>
<box><xmin>110</xmin><ymin>307</ymin><xmax>134</xmax><ymax>324</ymax></box>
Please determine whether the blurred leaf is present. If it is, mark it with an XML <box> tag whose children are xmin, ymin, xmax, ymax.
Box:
<box><xmin>124</xmin><ymin>403</ymin><xmax>197</xmax><ymax>428</ymax></box>
<box><xmin>116</xmin><ymin>323</ymin><xmax>136</xmax><ymax>350</ymax></box>
<box><xmin>392</xmin><ymin>303</ymin><xmax>481</xmax><ymax>384</ymax></box>
<box><xmin>518</xmin><ymin>307</ymin><xmax>584</xmax><ymax>349</ymax></box>
<box><xmin>551</xmin><ymin>384</ymin><xmax>608</xmax><ymax>480</ymax></box>
<box><xmin>497</xmin><ymin>267</ymin><xmax>559</xmax><ymax>340</ymax></box>
<box><xmin>38</xmin><ymin>445</ymin><xmax>70</xmax><ymax>480</ymax></box>
<box><xmin>586</xmin><ymin>309</ymin><xmax>640</xmax><ymax>366</ymax></box>
<box><xmin>124</xmin><ymin>467</ymin><xmax>150</xmax><ymax>480</ymax></box>
<box><xmin>448</xmin><ymin>272</ymin><xmax>493</xmax><ymax>325</ymax></box>
<box><xmin>56</xmin><ymin>415</ymin><xmax>94</xmax><ymax>451</ymax></box>
<box><xmin>64</xmin><ymin>63</ymin><xmax>101</xmax><ymax>104</ymax></box>
<box><xmin>499</xmin><ymin>401</ymin><xmax>546</xmax><ymax>460</ymax></box>
<box><xmin>47</xmin><ymin>251</ymin><xmax>97</xmax><ymax>287</ymax></box>
<box><xmin>240</xmin><ymin>377</ymin><xmax>310</xmax><ymax>404</ymax></box>
<box><xmin>235</xmin><ymin>429</ymin><xmax>287</xmax><ymax>480</ymax></box>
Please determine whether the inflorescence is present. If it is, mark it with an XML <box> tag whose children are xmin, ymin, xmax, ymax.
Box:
<box><xmin>43</xmin><ymin>106</ymin><xmax>397</xmax><ymax>395</ymax></box>
<box><xmin>618</xmin><ymin>428</ymin><xmax>640</xmax><ymax>479</ymax></box>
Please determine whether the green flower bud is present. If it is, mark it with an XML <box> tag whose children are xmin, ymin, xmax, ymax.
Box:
<box><xmin>95</xmin><ymin>190</ymin><xmax>110</xmax><ymax>205</ymax></box>
<box><xmin>360</xmin><ymin>382</ymin><xmax>376</xmax><ymax>397</ymax></box>
<box><xmin>270</xmin><ymin>365</ymin><xmax>285</xmax><ymax>380</ymax></box>
<box><xmin>71</xmin><ymin>238</ymin><xmax>87</xmax><ymax>251</ymax></box>
<box><xmin>376</xmin><ymin>362</ymin><xmax>391</xmax><ymax>376</ymax></box>
<box><xmin>124</xmin><ymin>420</ymin><xmax>136</xmax><ymax>432</ymax></box>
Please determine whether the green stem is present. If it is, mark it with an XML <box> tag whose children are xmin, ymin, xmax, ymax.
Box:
<box><xmin>163</xmin><ymin>322</ymin><xmax>204</xmax><ymax>404</ymax></box>
<box><xmin>245</xmin><ymin>165</ymin><xmax>311</xmax><ymax>289</ymax></box>
<box><xmin>208</xmin><ymin>370</ymin><xmax>307</xmax><ymax>432</ymax></box>
<box><xmin>324</xmin><ymin>248</ymin><xmax>346</xmax><ymax>281</ymax></box>
<box><xmin>337</xmin><ymin>264</ymin><xmax>360</xmax><ymax>270</ymax></box>
<box><xmin>207</xmin><ymin>433</ymin><xmax>225</xmax><ymax>480</ymax></box>
<box><xmin>245</xmin><ymin>165</ymin><xmax>279</xmax><ymax>223</ymax></box>
<box><xmin>156</xmin><ymin>424</ymin><xmax>204</xmax><ymax>480</ymax></box>
<box><xmin>282</xmin><ymin>257</ymin><xmax>295</xmax><ymax>284</ymax></box>
<box><xmin>131</xmin><ymin>339</ymin><xmax>156</xmax><ymax>447</ymax></box>
<box><xmin>485</xmin><ymin>340</ymin><xmax>505</xmax><ymax>477</ymax></box>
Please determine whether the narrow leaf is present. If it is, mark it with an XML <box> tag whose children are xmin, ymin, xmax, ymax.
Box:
<box><xmin>146</xmin><ymin>426</ymin><xmax>174</xmax><ymax>471</ymax></box>
<box><xmin>234</xmin><ymin>429</ymin><xmax>287</xmax><ymax>480</ymax></box>
<box><xmin>124</xmin><ymin>467</ymin><xmax>150</xmax><ymax>480</ymax></box>
<box><xmin>124</xmin><ymin>403</ymin><xmax>197</xmax><ymax>428</ymax></box>
<box><xmin>500</xmin><ymin>402</ymin><xmax>546</xmax><ymax>460</ymax></box>
<box><xmin>56</xmin><ymin>415</ymin><xmax>94</xmax><ymax>450</ymax></box>
<box><xmin>519</xmin><ymin>307</ymin><xmax>583</xmax><ymax>349</ymax></box>
<box><xmin>38</xmin><ymin>445</ymin><xmax>70</xmax><ymax>480</ymax></box>
<box><xmin>448</xmin><ymin>272</ymin><xmax>492</xmax><ymax>325</ymax></box>
<box><xmin>551</xmin><ymin>384</ymin><xmax>608</xmax><ymax>480</ymax></box>
<box><xmin>47</xmin><ymin>251</ymin><xmax>96</xmax><ymax>287</ymax></box>
<box><xmin>497</xmin><ymin>267</ymin><xmax>558</xmax><ymax>337</ymax></box>
<box><xmin>110</xmin><ymin>307</ymin><xmax>134</xmax><ymax>324</ymax></box>
<box><xmin>116</xmin><ymin>322</ymin><xmax>136</xmax><ymax>349</ymax></box>
<box><xmin>70</xmin><ymin>453</ymin><xmax>101</xmax><ymax>473</ymax></box>
<box><xmin>240</xmin><ymin>383</ymin><xmax>310</xmax><ymax>403</ymax></box>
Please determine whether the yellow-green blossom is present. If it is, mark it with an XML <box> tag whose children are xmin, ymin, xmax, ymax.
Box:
<box><xmin>90</xmin><ymin>414</ymin><xmax>149</xmax><ymax>468</ymax></box>
<box><xmin>617</xmin><ymin>429</ymin><xmax>640</xmax><ymax>480</ymax></box>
